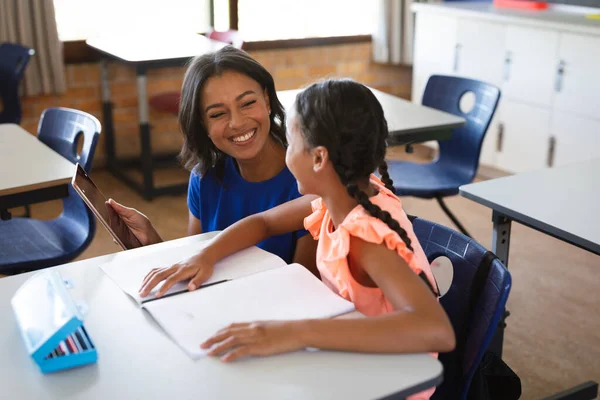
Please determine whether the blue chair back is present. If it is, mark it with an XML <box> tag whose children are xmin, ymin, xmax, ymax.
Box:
<box><xmin>412</xmin><ymin>218</ymin><xmax>511</xmax><ymax>400</ymax></box>
<box><xmin>38</xmin><ymin>107</ymin><xmax>101</xmax><ymax>236</ymax></box>
<box><xmin>423</xmin><ymin>75</ymin><xmax>501</xmax><ymax>183</ymax></box>
<box><xmin>0</xmin><ymin>42</ymin><xmax>34</xmax><ymax>124</ymax></box>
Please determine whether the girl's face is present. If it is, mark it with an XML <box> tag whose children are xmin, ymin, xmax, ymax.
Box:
<box><xmin>200</xmin><ymin>70</ymin><xmax>272</xmax><ymax>161</ymax></box>
<box><xmin>285</xmin><ymin>111</ymin><xmax>318</xmax><ymax>195</ymax></box>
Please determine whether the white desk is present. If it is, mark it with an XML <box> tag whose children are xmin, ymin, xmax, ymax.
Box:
<box><xmin>0</xmin><ymin>233</ymin><xmax>443</xmax><ymax>399</ymax></box>
<box><xmin>0</xmin><ymin>124</ymin><xmax>74</xmax><ymax>218</ymax></box>
<box><xmin>460</xmin><ymin>159</ymin><xmax>600</xmax><ymax>399</ymax></box>
<box><xmin>278</xmin><ymin>88</ymin><xmax>465</xmax><ymax>144</ymax></box>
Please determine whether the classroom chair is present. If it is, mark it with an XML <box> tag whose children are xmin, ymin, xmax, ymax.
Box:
<box><xmin>0</xmin><ymin>42</ymin><xmax>35</xmax><ymax>124</ymax></box>
<box><xmin>0</xmin><ymin>108</ymin><xmax>101</xmax><ymax>274</ymax></box>
<box><xmin>387</xmin><ymin>76</ymin><xmax>501</xmax><ymax>237</ymax></box>
<box><xmin>411</xmin><ymin>217</ymin><xmax>514</xmax><ymax>400</ymax></box>
<box><xmin>149</xmin><ymin>29</ymin><xmax>245</xmax><ymax>115</ymax></box>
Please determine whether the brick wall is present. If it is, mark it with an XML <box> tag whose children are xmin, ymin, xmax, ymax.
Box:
<box><xmin>19</xmin><ymin>42</ymin><xmax>412</xmax><ymax>167</ymax></box>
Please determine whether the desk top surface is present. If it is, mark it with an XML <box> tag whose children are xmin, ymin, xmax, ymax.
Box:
<box><xmin>0</xmin><ymin>233</ymin><xmax>443</xmax><ymax>399</ymax></box>
<box><xmin>86</xmin><ymin>33</ymin><xmax>227</xmax><ymax>64</ymax></box>
<box><xmin>278</xmin><ymin>88</ymin><xmax>465</xmax><ymax>136</ymax></box>
<box><xmin>460</xmin><ymin>158</ymin><xmax>600</xmax><ymax>255</ymax></box>
<box><xmin>0</xmin><ymin>124</ymin><xmax>74</xmax><ymax>197</ymax></box>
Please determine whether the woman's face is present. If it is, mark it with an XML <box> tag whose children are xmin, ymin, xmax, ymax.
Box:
<box><xmin>285</xmin><ymin>111</ymin><xmax>317</xmax><ymax>195</ymax></box>
<box><xmin>200</xmin><ymin>70</ymin><xmax>272</xmax><ymax>160</ymax></box>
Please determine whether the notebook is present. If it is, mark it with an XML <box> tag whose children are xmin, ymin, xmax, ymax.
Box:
<box><xmin>100</xmin><ymin>239</ymin><xmax>356</xmax><ymax>359</ymax></box>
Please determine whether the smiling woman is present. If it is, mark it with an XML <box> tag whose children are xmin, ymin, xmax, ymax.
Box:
<box><xmin>107</xmin><ymin>46</ymin><xmax>319</xmax><ymax>278</ymax></box>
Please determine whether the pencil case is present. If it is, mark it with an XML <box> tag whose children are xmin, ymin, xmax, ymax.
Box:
<box><xmin>11</xmin><ymin>269</ymin><xmax>98</xmax><ymax>373</ymax></box>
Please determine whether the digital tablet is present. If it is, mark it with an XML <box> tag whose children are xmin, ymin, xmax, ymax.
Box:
<box><xmin>71</xmin><ymin>163</ymin><xmax>142</xmax><ymax>250</ymax></box>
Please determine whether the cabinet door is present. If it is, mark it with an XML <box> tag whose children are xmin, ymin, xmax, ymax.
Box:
<box><xmin>551</xmin><ymin>111</ymin><xmax>600</xmax><ymax>167</ymax></box>
<box><xmin>495</xmin><ymin>100</ymin><xmax>550</xmax><ymax>173</ymax></box>
<box><xmin>455</xmin><ymin>19</ymin><xmax>505</xmax><ymax>88</ymax></box>
<box><xmin>554</xmin><ymin>33</ymin><xmax>600</xmax><ymax>119</ymax></box>
<box><xmin>412</xmin><ymin>12</ymin><xmax>457</xmax><ymax>103</ymax></box>
<box><xmin>504</xmin><ymin>26</ymin><xmax>559</xmax><ymax>107</ymax></box>
<box><xmin>479</xmin><ymin>106</ymin><xmax>502</xmax><ymax>167</ymax></box>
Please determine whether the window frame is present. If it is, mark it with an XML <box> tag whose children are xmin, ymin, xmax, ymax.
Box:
<box><xmin>62</xmin><ymin>0</ymin><xmax>372</xmax><ymax>64</ymax></box>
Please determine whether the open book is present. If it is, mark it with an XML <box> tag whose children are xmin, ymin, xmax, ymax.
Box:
<box><xmin>100</xmin><ymin>238</ymin><xmax>355</xmax><ymax>359</ymax></box>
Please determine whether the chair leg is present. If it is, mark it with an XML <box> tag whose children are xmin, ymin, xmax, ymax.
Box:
<box><xmin>23</xmin><ymin>205</ymin><xmax>31</xmax><ymax>218</ymax></box>
<box><xmin>435</xmin><ymin>196</ymin><xmax>472</xmax><ymax>238</ymax></box>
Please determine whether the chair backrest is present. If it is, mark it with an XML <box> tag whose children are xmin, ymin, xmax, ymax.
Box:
<box><xmin>412</xmin><ymin>217</ymin><xmax>511</xmax><ymax>400</ymax></box>
<box><xmin>206</xmin><ymin>29</ymin><xmax>245</xmax><ymax>49</ymax></box>
<box><xmin>37</xmin><ymin>107</ymin><xmax>101</xmax><ymax>224</ymax></box>
<box><xmin>0</xmin><ymin>42</ymin><xmax>35</xmax><ymax>124</ymax></box>
<box><xmin>423</xmin><ymin>75</ymin><xmax>501</xmax><ymax>183</ymax></box>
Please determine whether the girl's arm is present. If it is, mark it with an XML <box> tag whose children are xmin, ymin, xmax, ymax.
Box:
<box><xmin>200</xmin><ymin>237</ymin><xmax>455</xmax><ymax>361</ymax></box>
<box><xmin>139</xmin><ymin>195</ymin><xmax>316</xmax><ymax>297</ymax></box>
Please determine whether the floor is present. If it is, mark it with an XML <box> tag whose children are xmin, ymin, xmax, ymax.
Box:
<box><xmin>6</xmin><ymin>146</ymin><xmax>600</xmax><ymax>399</ymax></box>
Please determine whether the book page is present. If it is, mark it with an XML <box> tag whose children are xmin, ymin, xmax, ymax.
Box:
<box><xmin>143</xmin><ymin>263</ymin><xmax>356</xmax><ymax>360</ymax></box>
<box><xmin>100</xmin><ymin>239</ymin><xmax>287</xmax><ymax>304</ymax></box>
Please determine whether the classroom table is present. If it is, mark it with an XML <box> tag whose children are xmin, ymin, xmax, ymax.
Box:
<box><xmin>86</xmin><ymin>34</ymin><xmax>227</xmax><ymax>200</ymax></box>
<box><xmin>460</xmin><ymin>159</ymin><xmax>600</xmax><ymax>400</ymax></box>
<box><xmin>0</xmin><ymin>232</ymin><xmax>443</xmax><ymax>400</ymax></box>
<box><xmin>277</xmin><ymin>88</ymin><xmax>465</xmax><ymax>146</ymax></box>
<box><xmin>0</xmin><ymin>124</ymin><xmax>74</xmax><ymax>220</ymax></box>
<box><xmin>87</xmin><ymin>34</ymin><xmax>464</xmax><ymax>200</ymax></box>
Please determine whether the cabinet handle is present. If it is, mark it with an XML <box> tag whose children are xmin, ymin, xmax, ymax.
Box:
<box><xmin>504</xmin><ymin>52</ymin><xmax>512</xmax><ymax>81</ymax></box>
<box><xmin>555</xmin><ymin>60</ymin><xmax>566</xmax><ymax>92</ymax></box>
<box><xmin>453</xmin><ymin>44</ymin><xmax>461</xmax><ymax>72</ymax></box>
<box><xmin>496</xmin><ymin>123</ymin><xmax>504</xmax><ymax>152</ymax></box>
<box><xmin>547</xmin><ymin>136</ymin><xmax>556</xmax><ymax>167</ymax></box>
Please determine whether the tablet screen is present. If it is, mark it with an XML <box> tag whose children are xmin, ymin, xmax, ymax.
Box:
<box><xmin>72</xmin><ymin>164</ymin><xmax>142</xmax><ymax>250</ymax></box>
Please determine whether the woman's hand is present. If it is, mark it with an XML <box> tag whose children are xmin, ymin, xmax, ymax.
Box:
<box><xmin>200</xmin><ymin>321</ymin><xmax>306</xmax><ymax>362</ymax></box>
<box><xmin>139</xmin><ymin>252</ymin><xmax>215</xmax><ymax>297</ymax></box>
<box><xmin>106</xmin><ymin>199</ymin><xmax>162</xmax><ymax>246</ymax></box>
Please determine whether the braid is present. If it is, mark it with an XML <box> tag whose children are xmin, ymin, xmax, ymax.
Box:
<box><xmin>377</xmin><ymin>162</ymin><xmax>396</xmax><ymax>194</ymax></box>
<box><xmin>347</xmin><ymin>184</ymin><xmax>413</xmax><ymax>252</ymax></box>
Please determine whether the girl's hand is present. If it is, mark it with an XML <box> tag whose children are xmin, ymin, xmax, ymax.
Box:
<box><xmin>138</xmin><ymin>252</ymin><xmax>214</xmax><ymax>297</ymax></box>
<box><xmin>106</xmin><ymin>199</ymin><xmax>162</xmax><ymax>246</ymax></box>
<box><xmin>200</xmin><ymin>321</ymin><xmax>306</xmax><ymax>362</ymax></box>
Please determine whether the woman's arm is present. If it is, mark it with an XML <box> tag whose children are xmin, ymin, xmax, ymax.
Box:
<box><xmin>106</xmin><ymin>199</ymin><xmax>163</xmax><ymax>245</ymax></box>
<box><xmin>139</xmin><ymin>195</ymin><xmax>316</xmax><ymax>297</ymax></box>
<box><xmin>293</xmin><ymin>235</ymin><xmax>319</xmax><ymax>278</ymax></box>
<box><xmin>201</xmin><ymin>237</ymin><xmax>455</xmax><ymax>361</ymax></box>
<box><xmin>188</xmin><ymin>211</ymin><xmax>202</xmax><ymax>236</ymax></box>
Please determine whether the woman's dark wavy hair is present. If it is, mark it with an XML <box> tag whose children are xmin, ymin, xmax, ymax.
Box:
<box><xmin>294</xmin><ymin>79</ymin><xmax>414</xmax><ymax>252</ymax></box>
<box><xmin>178</xmin><ymin>46</ymin><xmax>286</xmax><ymax>177</ymax></box>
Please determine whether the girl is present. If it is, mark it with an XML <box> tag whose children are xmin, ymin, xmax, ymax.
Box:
<box><xmin>107</xmin><ymin>46</ymin><xmax>317</xmax><ymax>274</ymax></box>
<box><xmin>140</xmin><ymin>79</ymin><xmax>454</xmax><ymax>399</ymax></box>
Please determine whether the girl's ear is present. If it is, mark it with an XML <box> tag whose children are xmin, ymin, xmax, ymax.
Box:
<box><xmin>312</xmin><ymin>146</ymin><xmax>329</xmax><ymax>173</ymax></box>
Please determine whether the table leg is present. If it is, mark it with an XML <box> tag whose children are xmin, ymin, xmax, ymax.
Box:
<box><xmin>100</xmin><ymin>60</ymin><xmax>116</xmax><ymax>167</ymax></box>
<box><xmin>492</xmin><ymin>210</ymin><xmax>512</xmax><ymax>267</ymax></box>
<box><xmin>489</xmin><ymin>210</ymin><xmax>512</xmax><ymax>357</ymax></box>
<box><xmin>136</xmin><ymin>66</ymin><xmax>154</xmax><ymax>200</ymax></box>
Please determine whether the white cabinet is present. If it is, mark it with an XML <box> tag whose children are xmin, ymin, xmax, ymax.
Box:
<box><xmin>503</xmin><ymin>26</ymin><xmax>559</xmax><ymax>107</ymax></box>
<box><xmin>495</xmin><ymin>101</ymin><xmax>551</xmax><ymax>174</ymax></box>
<box><xmin>455</xmin><ymin>20</ymin><xmax>505</xmax><ymax>87</ymax></box>
<box><xmin>412</xmin><ymin>12</ymin><xmax>457</xmax><ymax>103</ymax></box>
<box><xmin>412</xmin><ymin>6</ymin><xmax>600</xmax><ymax>174</ymax></box>
<box><xmin>551</xmin><ymin>111</ymin><xmax>600</xmax><ymax>167</ymax></box>
<box><xmin>554</xmin><ymin>33</ymin><xmax>600</xmax><ymax>120</ymax></box>
<box><xmin>480</xmin><ymin>112</ymin><xmax>501</xmax><ymax>167</ymax></box>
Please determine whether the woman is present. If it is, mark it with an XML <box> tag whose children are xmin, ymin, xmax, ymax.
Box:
<box><xmin>108</xmin><ymin>46</ymin><xmax>317</xmax><ymax>275</ymax></box>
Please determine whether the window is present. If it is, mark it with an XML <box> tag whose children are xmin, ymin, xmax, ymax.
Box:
<box><xmin>237</xmin><ymin>0</ymin><xmax>376</xmax><ymax>41</ymax></box>
<box><xmin>53</xmin><ymin>0</ymin><xmax>211</xmax><ymax>41</ymax></box>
